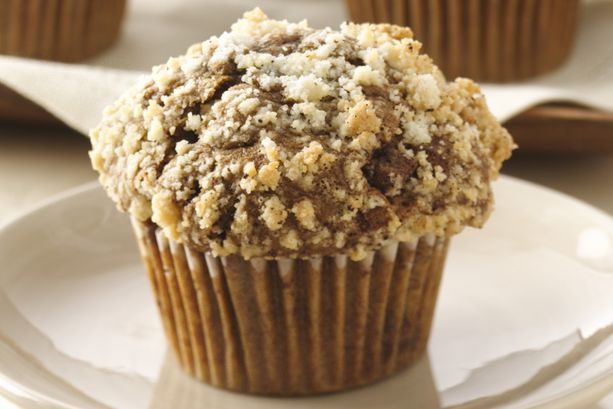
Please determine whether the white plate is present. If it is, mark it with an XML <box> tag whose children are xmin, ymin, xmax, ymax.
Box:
<box><xmin>0</xmin><ymin>176</ymin><xmax>612</xmax><ymax>409</ymax></box>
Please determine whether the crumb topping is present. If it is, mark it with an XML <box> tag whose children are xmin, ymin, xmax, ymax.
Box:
<box><xmin>90</xmin><ymin>8</ymin><xmax>514</xmax><ymax>260</ymax></box>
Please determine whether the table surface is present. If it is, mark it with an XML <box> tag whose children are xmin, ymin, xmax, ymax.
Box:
<box><xmin>0</xmin><ymin>123</ymin><xmax>612</xmax><ymax>408</ymax></box>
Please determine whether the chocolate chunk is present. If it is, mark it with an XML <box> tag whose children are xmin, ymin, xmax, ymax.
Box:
<box><xmin>363</xmin><ymin>145</ymin><xmax>418</xmax><ymax>193</ymax></box>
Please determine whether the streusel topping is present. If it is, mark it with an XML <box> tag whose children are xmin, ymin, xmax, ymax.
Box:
<box><xmin>90</xmin><ymin>9</ymin><xmax>513</xmax><ymax>260</ymax></box>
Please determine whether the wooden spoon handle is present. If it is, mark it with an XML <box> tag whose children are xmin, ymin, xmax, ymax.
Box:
<box><xmin>504</xmin><ymin>104</ymin><xmax>613</xmax><ymax>153</ymax></box>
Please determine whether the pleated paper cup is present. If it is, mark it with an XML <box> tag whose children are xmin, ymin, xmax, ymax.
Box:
<box><xmin>0</xmin><ymin>0</ymin><xmax>126</xmax><ymax>62</ymax></box>
<box><xmin>344</xmin><ymin>0</ymin><xmax>580</xmax><ymax>83</ymax></box>
<box><xmin>131</xmin><ymin>218</ymin><xmax>450</xmax><ymax>396</ymax></box>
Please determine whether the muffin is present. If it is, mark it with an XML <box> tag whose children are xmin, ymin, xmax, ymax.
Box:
<box><xmin>344</xmin><ymin>0</ymin><xmax>580</xmax><ymax>82</ymax></box>
<box><xmin>90</xmin><ymin>9</ymin><xmax>513</xmax><ymax>395</ymax></box>
<box><xmin>0</xmin><ymin>0</ymin><xmax>126</xmax><ymax>62</ymax></box>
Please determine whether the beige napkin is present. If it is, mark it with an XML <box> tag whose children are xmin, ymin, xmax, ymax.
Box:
<box><xmin>0</xmin><ymin>0</ymin><xmax>612</xmax><ymax>135</ymax></box>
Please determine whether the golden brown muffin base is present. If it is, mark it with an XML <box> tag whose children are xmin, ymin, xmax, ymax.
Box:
<box><xmin>344</xmin><ymin>0</ymin><xmax>579</xmax><ymax>82</ymax></box>
<box><xmin>0</xmin><ymin>0</ymin><xmax>125</xmax><ymax>62</ymax></box>
<box><xmin>131</xmin><ymin>218</ymin><xmax>449</xmax><ymax>396</ymax></box>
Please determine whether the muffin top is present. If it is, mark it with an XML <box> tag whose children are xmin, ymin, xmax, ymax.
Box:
<box><xmin>90</xmin><ymin>9</ymin><xmax>513</xmax><ymax>260</ymax></box>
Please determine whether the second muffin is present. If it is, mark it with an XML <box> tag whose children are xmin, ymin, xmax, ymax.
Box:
<box><xmin>345</xmin><ymin>0</ymin><xmax>580</xmax><ymax>82</ymax></box>
<box><xmin>90</xmin><ymin>9</ymin><xmax>513</xmax><ymax>395</ymax></box>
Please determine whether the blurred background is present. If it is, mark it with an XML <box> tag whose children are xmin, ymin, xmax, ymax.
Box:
<box><xmin>0</xmin><ymin>0</ymin><xmax>611</xmax><ymax>407</ymax></box>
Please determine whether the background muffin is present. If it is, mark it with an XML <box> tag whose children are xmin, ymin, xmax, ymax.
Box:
<box><xmin>345</xmin><ymin>0</ymin><xmax>580</xmax><ymax>82</ymax></box>
<box><xmin>0</xmin><ymin>0</ymin><xmax>125</xmax><ymax>62</ymax></box>
<box><xmin>90</xmin><ymin>9</ymin><xmax>513</xmax><ymax>395</ymax></box>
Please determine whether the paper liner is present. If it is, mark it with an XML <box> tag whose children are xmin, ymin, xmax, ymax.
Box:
<box><xmin>0</xmin><ymin>0</ymin><xmax>125</xmax><ymax>62</ymax></box>
<box><xmin>131</xmin><ymin>218</ymin><xmax>449</xmax><ymax>395</ymax></box>
<box><xmin>344</xmin><ymin>0</ymin><xmax>579</xmax><ymax>82</ymax></box>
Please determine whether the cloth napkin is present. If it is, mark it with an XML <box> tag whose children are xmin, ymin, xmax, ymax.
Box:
<box><xmin>0</xmin><ymin>0</ymin><xmax>612</xmax><ymax>136</ymax></box>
